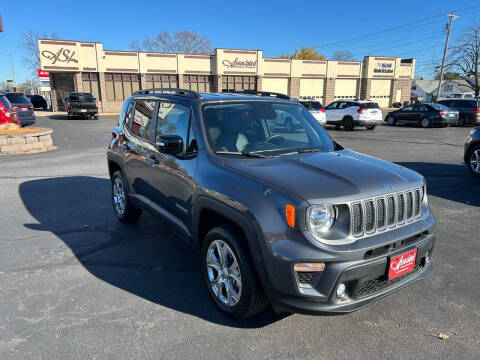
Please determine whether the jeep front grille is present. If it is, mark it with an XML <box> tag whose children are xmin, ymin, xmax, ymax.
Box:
<box><xmin>350</xmin><ymin>188</ymin><xmax>422</xmax><ymax>238</ymax></box>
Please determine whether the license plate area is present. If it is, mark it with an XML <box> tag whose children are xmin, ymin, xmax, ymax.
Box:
<box><xmin>80</xmin><ymin>109</ymin><xmax>87</xmax><ymax>112</ymax></box>
<box><xmin>388</xmin><ymin>248</ymin><xmax>417</xmax><ymax>280</ymax></box>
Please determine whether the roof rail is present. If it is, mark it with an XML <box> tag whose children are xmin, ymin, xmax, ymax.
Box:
<box><xmin>237</xmin><ymin>90</ymin><xmax>290</xmax><ymax>100</ymax></box>
<box><xmin>133</xmin><ymin>88</ymin><xmax>201</xmax><ymax>99</ymax></box>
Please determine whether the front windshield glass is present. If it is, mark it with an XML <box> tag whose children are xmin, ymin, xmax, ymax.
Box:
<box><xmin>203</xmin><ymin>101</ymin><xmax>335</xmax><ymax>156</ymax></box>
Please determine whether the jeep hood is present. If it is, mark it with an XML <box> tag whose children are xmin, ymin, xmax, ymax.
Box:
<box><xmin>224</xmin><ymin>150</ymin><xmax>423</xmax><ymax>203</ymax></box>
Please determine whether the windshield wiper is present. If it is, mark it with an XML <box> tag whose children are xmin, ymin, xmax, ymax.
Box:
<box><xmin>296</xmin><ymin>148</ymin><xmax>322</xmax><ymax>154</ymax></box>
<box><xmin>215</xmin><ymin>151</ymin><xmax>272</xmax><ymax>158</ymax></box>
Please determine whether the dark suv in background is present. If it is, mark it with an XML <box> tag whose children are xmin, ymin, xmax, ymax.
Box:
<box><xmin>436</xmin><ymin>99</ymin><xmax>480</xmax><ymax>126</ymax></box>
<box><xmin>65</xmin><ymin>92</ymin><xmax>98</xmax><ymax>119</ymax></box>
<box><xmin>107</xmin><ymin>88</ymin><xmax>435</xmax><ymax>319</ymax></box>
<box><xmin>26</xmin><ymin>94</ymin><xmax>48</xmax><ymax>110</ymax></box>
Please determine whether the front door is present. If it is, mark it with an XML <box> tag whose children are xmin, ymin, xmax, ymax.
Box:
<box><xmin>397</xmin><ymin>104</ymin><xmax>414</xmax><ymax>123</ymax></box>
<box><xmin>146</xmin><ymin>100</ymin><xmax>198</xmax><ymax>237</ymax></box>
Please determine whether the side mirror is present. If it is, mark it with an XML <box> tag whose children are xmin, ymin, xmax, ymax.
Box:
<box><xmin>156</xmin><ymin>135</ymin><xmax>183</xmax><ymax>155</ymax></box>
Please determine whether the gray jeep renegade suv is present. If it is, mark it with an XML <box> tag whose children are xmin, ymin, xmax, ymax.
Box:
<box><xmin>107</xmin><ymin>89</ymin><xmax>435</xmax><ymax>319</ymax></box>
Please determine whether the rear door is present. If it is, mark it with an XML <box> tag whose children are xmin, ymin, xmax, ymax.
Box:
<box><xmin>413</xmin><ymin>104</ymin><xmax>428</xmax><ymax>123</ymax></box>
<box><xmin>122</xmin><ymin>99</ymin><xmax>158</xmax><ymax>200</ymax></box>
<box><xmin>146</xmin><ymin>100</ymin><xmax>198</xmax><ymax>236</ymax></box>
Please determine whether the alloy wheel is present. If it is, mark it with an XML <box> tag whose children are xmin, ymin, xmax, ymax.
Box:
<box><xmin>421</xmin><ymin>118</ymin><xmax>430</xmax><ymax>128</ymax></box>
<box><xmin>206</xmin><ymin>240</ymin><xmax>242</xmax><ymax>307</ymax></box>
<box><xmin>112</xmin><ymin>176</ymin><xmax>126</xmax><ymax>215</ymax></box>
<box><xmin>470</xmin><ymin>149</ymin><xmax>480</xmax><ymax>174</ymax></box>
<box><xmin>387</xmin><ymin>116</ymin><xmax>395</xmax><ymax>126</ymax></box>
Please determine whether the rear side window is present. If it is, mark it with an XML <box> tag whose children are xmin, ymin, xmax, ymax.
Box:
<box><xmin>0</xmin><ymin>96</ymin><xmax>11</xmax><ymax>109</ymax></box>
<box><xmin>129</xmin><ymin>100</ymin><xmax>157</xmax><ymax>141</ymax></box>
<box><xmin>414</xmin><ymin>104</ymin><xmax>427</xmax><ymax>112</ymax></box>
<box><xmin>5</xmin><ymin>94</ymin><xmax>30</xmax><ymax>104</ymax></box>
<box><xmin>300</xmin><ymin>101</ymin><xmax>323</xmax><ymax>110</ymax></box>
<box><xmin>360</xmin><ymin>102</ymin><xmax>380</xmax><ymax>109</ymax></box>
<box><xmin>457</xmin><ymin>100</ymin><xmax>476</xmax><ymax>108</ymax></box>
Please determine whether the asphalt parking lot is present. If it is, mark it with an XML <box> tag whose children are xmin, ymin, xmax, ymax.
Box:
<box><xmin>1</xmin><ymin>115</ymin><xmax>479</xmax><ymax>359</ymax></box>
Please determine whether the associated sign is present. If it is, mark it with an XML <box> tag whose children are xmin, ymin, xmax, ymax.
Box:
<box><xmin>38</xmin><ymin>69</ymin><xmax>50</xmax><ymax>81</ymax></box>
<box><xmin>222</xmin><ymin>57</ymin><xmax>257</xmax><ymax>69</ymax></box>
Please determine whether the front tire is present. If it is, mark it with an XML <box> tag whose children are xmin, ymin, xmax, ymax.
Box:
<box><xmin>420</xmin><ymin>117</ymin><xmax>431</xmax><ymax>128</ymax></box>
<box><xmin>111</xmin><ymin>170</ymin><xmax>142</xmax><ymax>222</ymax></box>
<box><xmin>467</xmin><ymin>144</ymin><xmax>480</xmax><ymax>178</ymax></box>
<box><xmin>201</xmin><ymin>225</ymin><xmax>268</xmax><ymax>319</ymax></box>
<box><xmin>387</xmin><ymin>115</ymin><xmax>396</xmax><ymax>126</ymax></box>
<box><xmin>342</xmin><ymin>117</ymin><xmax>354</xmax><ymax>131</ymax></box>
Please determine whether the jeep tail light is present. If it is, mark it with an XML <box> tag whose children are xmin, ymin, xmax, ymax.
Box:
<box><xmin>319</xmin><ymin>108</ymin><xmax>325</xmax><ymax>113</ymax></box>
<box><xmin>285</xmin><ymin>204</ymin><xmax>295</xmax><ymax>228</ymax></box>
<box><xmin>357</xmin><ymin>108</ymin><xmax>365</xmax><ymax>114</ymax></box>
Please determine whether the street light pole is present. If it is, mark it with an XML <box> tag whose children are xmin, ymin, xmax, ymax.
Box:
<box><xmin>0</xmin><ymin>49</ymin><xmax>15</xmax><ymax>88</ymax></box>
<box><xmin>436</xmin><ymin>13</ymin><xmax>459</xmax><ymax>101</ymax></box>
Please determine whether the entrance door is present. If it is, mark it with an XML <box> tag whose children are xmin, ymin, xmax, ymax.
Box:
<box><xmin>51</xmin><ymin>73</ymin><xmax>75</xmax><ymax>111</ymax></box>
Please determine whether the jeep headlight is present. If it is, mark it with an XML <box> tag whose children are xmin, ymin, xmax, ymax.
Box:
<box><xmin>307</xmin><ymin>204</ymin><xmax>336</xmax><ymax>238</ymax></box>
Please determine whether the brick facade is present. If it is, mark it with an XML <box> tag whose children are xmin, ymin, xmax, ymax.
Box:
<box><xmin>360</xmin><ymin>78</ymin><xmax>371</xmax><ymax>100</ymax></box>
<box><xmin>324</xmin><ymin>78</ymin><xmax>336</xmax><ymax>105</ymax></box>
<box><xmin>288</xmin><ymin>77</ymin><xmax>300</xmax><ymax>98</ymax></box>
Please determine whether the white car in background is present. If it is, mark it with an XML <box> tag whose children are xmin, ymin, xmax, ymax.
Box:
<box><xmin>298</xmin><ymin>99</ymin><xmax>327</xmax><ymax>125</ymax></box>
<box><xmin>325</xmin><ymin>100</ymin><xmax>383</xmax><ymax>130</ymax></box>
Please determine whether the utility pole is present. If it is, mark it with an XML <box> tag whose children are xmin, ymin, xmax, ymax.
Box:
<box><xmin>436</xmin><ymin>13</ymin><xmax>459</xmax><ymax>100</ymax></box>
<box><xmin>0</xmin><ymin>50</ymin><xmax>15</xmax><ymax>88</ymax></box>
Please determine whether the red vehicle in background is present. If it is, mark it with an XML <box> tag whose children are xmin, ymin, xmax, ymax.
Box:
<box><xmin>0</xmin><ymin>93</ymin><xmax>19</xmax><ymax>126</ymax></box>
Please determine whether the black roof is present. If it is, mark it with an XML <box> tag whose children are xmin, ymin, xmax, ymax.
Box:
<box><xmin>131</xmin><ymin>88</ymin><xmax>291</xmax><ymax>103</ymax></box>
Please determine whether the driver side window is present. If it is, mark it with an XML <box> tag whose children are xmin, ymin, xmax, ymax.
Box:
<box><xmin>326</xmin><ymin>102</ymin><xmax>337</xmax><ymax>110</ymax></box>
<box><xmin>155</xmin><ymin>101</ymin><xmax>193</xmax><ymax>153</ymax></box>
<box><xmin>403</xmin><ymin>105</ymin><xmax>414</xmax><ymax>111</ymax></box>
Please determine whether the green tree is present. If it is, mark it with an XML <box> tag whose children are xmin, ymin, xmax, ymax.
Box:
<box><xmin>279</xmin><ymin>46</ymin><xmax>325</xmax><ymax>60</ymax></box>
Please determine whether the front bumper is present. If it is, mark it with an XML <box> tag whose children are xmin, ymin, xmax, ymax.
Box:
<box><xmin>258</xmin><ymin>213</ymin><xmax>435</xmax><ymax>314</ymax></box>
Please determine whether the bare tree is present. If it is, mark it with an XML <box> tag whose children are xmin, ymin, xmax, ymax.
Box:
<box><xmin>332</xmin><ymin>50</ymin><xmax>355</xmax><ymax>61</ymax></box>
<box><xmin>20</xmin><ymin>29</ymin><xmax>58</xmax><ymax>75</ymax></box>
<box><xmin>130</xmin><ymin>30</ymin><xmax>212</xmax><ymax>54</ymax></box>
<box><xmin>446</xmin><ymin>25</ymin><xmax>480</xmax><ymax>96</ymax></box>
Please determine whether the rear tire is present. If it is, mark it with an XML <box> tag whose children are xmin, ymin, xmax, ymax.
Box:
<box><xmin>342</xmin><ymin>117</ymin><xmax>354</xmax><ymax>131</ymax></box>
<box><xmin>111</xmin><ymin>170</ymin><xmax>142</xmax><ymax>223</ymax></box>
<box><xmin>366</xmin><ymin>125</ymin><xmax>376</xmax><ymax>130</ymax></box>
<box><xmin>420</xmin><ymin>117</ymin><xmax>430</xmax><ymax>128</ymax></box>
<box><xmin>201</xmin><ymin>224</ymin><xmax>269</xmax><ymax>319</ymax></box>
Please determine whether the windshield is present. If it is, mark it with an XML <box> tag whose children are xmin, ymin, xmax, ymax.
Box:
<box><xmin>203</xmin><ymin>101</ymin><xmax>335</xmax><ymax>156</ymax></box>
<box><xmin>430</xmin><ymin>103</ymin><xmax>449</xmax><ymax>110</ymax></box>
<box><xmin>300</xmin><ymin>101</ymin><xmax>324</xmax><ymax>110</ymax></box>
<box><xmin>6</xmin><ymin>94</ymin><xmax>30</xmax><ymax>104</ymax></box>
<box><xmin>360</xmin><ymin>102</ymin><xmax>380</xmax><ymax>109</ymax></box>
<box><xmin>70</xmin><ymin>93</ymin><xmax>94</xmax><ymax>101</ymax></box>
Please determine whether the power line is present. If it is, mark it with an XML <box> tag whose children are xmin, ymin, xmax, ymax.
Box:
<box><xmin>313</xmin><ymin>4</ymin><xmax>480</xmax><ymax>51</ymax></box>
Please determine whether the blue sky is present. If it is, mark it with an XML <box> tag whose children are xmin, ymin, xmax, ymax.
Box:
<box><xmin>1</xmin><ymin>0</ymin><xmax>480</xmax><ymax>83</ymax></box>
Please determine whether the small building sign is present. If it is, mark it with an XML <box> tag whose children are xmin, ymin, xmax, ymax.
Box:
<box><xmin>38</xmin><ymin>69</ymin><xmax>50</xmax><ymax>81</ymax></box>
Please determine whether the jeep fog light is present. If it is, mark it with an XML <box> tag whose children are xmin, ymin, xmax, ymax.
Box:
<box><xmin>294</xmin><ymin>262</ymin><xmax>325</xmax><ymax>272</ymax></box>
<box><xmin>336</xmin><ymin>283</ymin><xmax>347</xmax><ymax>299</ymax></box>
<box><xmin>307</xmin><ymin>204</ymin><xmax>336</xmax><ymax>238</ymax></box>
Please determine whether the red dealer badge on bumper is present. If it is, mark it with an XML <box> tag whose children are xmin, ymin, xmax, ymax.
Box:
<box><xmin>388</xmin><ymin>249</ymin><xmax>417</xmax><ymax>280</ymax></box>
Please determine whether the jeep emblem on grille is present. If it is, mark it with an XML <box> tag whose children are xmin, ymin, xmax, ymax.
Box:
<box><xmin>380</xmin><ymin>183</ymin><xmax>394</xmax><ymax>190</ymax></box>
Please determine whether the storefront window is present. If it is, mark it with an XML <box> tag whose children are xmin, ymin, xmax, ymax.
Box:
<box><xmin>222</xmin><ymin>76</ymin><xmax>256</xmax><ymax>92</ymax></box>
<box><xmin>184</xmin><ymin>75</ymin><xmax>213</xmax><ymax>92</ymax></box>
<box><xmin>146</xmin><ymin>74</ymin><xmax>178</xmax><ymax>89</ymax></box>
<box><xmin>81</xmin><ymin>73</ymin><xmax>100</xmax><ymax>99</ymax></box>
<box><xmin>105</xmin><ymin>73</ymin><xmax>140</xmax><ymax>101</ymax></box>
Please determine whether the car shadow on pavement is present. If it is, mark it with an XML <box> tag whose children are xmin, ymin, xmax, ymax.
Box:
<box><xmin>18</xmin><ymin>176</ymin><xmax>289</xmax><ymax>328</ymax></box>
<box><xmin>396</xmin><ymin>162</ymin><xmax>480</xmax><ymax>207</ymax></box>
<box><xmin>47</xmin><ymin>115</ymin><xmax>93</xmax><ymax>120</ymax></box>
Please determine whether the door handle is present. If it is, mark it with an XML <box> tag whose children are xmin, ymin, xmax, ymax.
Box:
<box><xmin>149</xmin><ymin>155</ymin><xmax>159</xmax><ymax>167</ymax></box>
